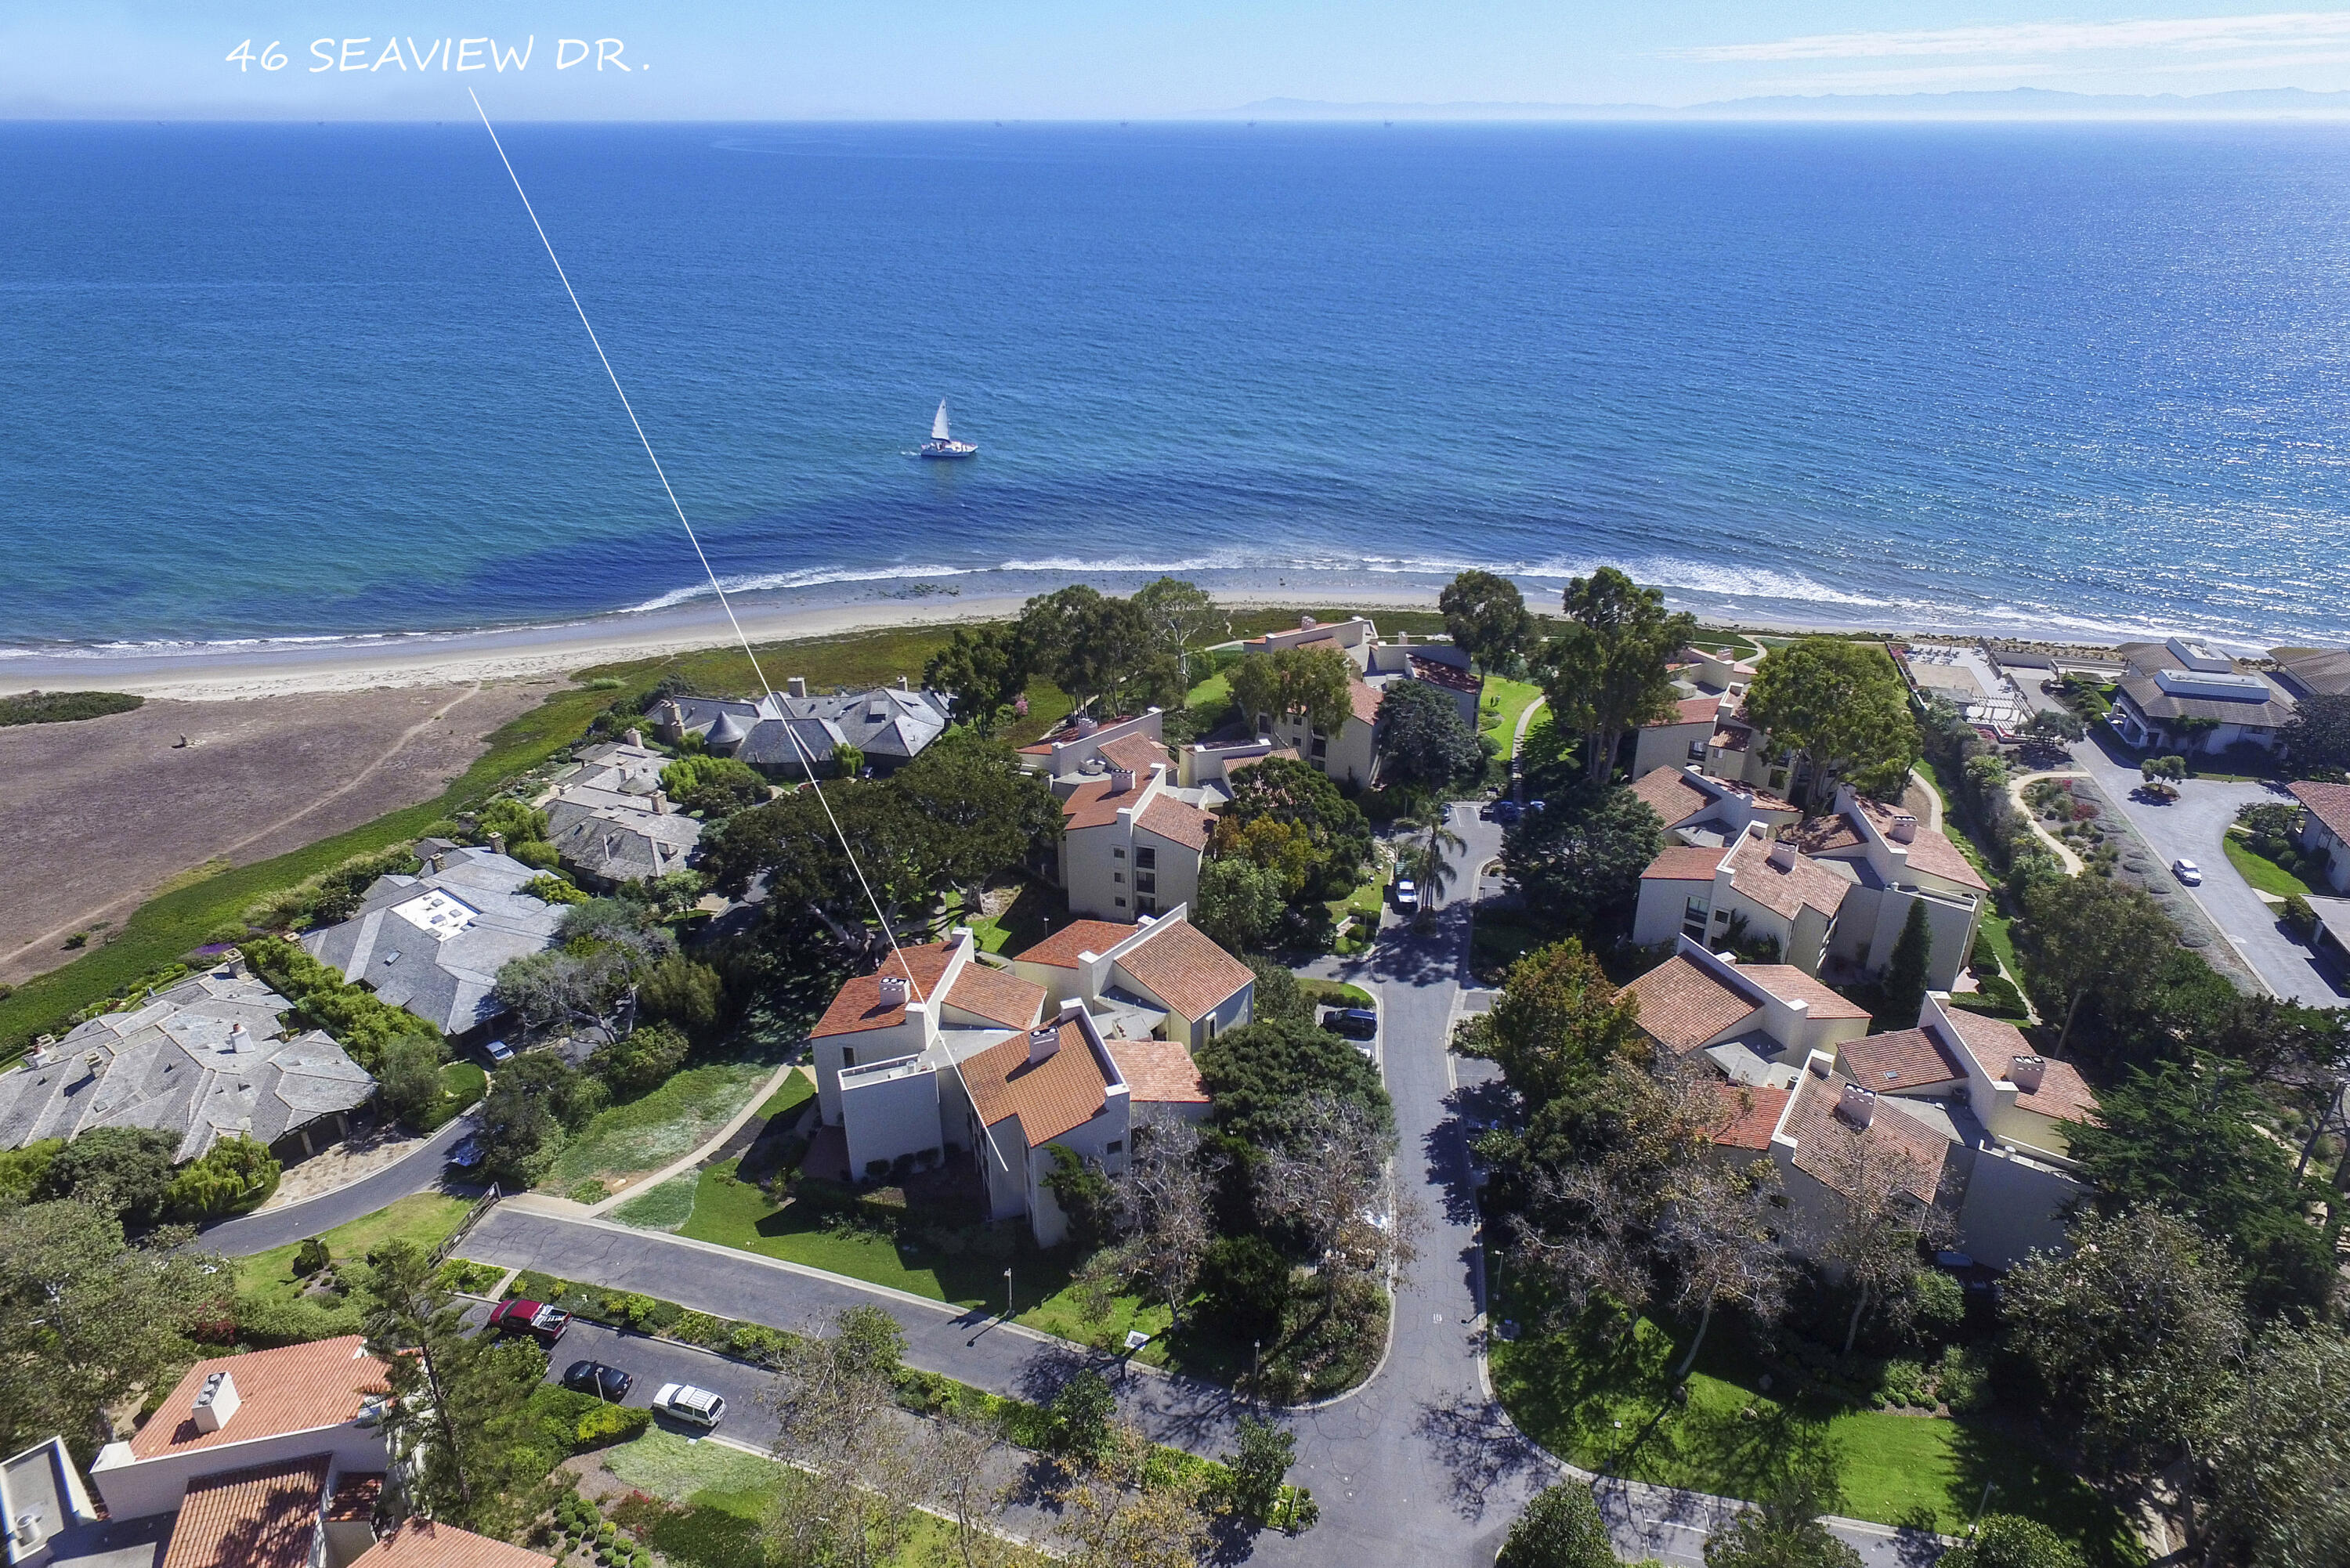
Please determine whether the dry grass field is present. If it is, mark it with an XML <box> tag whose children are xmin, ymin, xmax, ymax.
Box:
<box><xmin>0</xmin><ymin>681</ymin><xmax>555</xmax><ymax>983</ymax></box>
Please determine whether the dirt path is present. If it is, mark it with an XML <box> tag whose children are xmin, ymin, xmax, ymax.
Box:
<box><xmin>0</xmin><ymin>680</ymin><xmax>554</xmax><ymax>984</ymax></box>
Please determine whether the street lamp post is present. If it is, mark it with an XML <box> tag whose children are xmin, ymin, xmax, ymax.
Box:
<box><xmin>1003</xmin><ymin>1267</ymin><xmax>1014</xmax><ymax>1319</ymax></box>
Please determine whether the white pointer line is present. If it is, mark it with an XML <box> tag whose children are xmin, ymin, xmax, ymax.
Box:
<box><xmin>465</xmin><ymin>91</ymin><xmax>1010</xmax><ymax>1170</ymax></box>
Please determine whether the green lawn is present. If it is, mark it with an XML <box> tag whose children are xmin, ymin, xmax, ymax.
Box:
<box><xmin>2222</xmin><ymin>833</ymin><xmax>2316</xmax><ymax>898</ymax></box>
<box><xmin>960</xmin><ymin>880</ymin><xmax>1067</xmax><ymax>956</ymax></box>
<box><xmin>756</xmin><ymin>1067</ymin><xmax>815</xmax><ymax>1122</ymax></box>
<box><xmin>232</xmin><ymin>1191</ymin><xmax>472</xmax><ymax>1306</ymax></box>
<box><xmin>1491</xmin><ymin>1300</ymin><xmax>2139</xmax><ymax>1564</ymax></box>
<box><xmin>1298</xmin><ymin>977</ymin><xmax>1375</xmax><ymax>1010</ymax></box>
<box><xmin>544</xmin><ymin>1060</ymin><xmax>779</xmax><ymax>1197</ymax></box>
<box><xmin>415</xmin><ymin>1061</ymin><xmax>487</xmax><ymax>1133</ymax></box>
<box><xmin>1478</xmin><ymin>678</ymin><xmax>1545</xmax><ymax>760</ymax></box>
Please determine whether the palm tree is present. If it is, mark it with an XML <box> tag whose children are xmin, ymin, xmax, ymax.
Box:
<box><xmin>1398</xmin><ymin>814</ymin><xmax>1468</xmax><ymax>907</ymax></box>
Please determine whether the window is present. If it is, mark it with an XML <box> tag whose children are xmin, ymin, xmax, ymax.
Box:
<box><xmin>1687</xmin><ymin>741</ymin><xmax>1706</xmax><ymax>761</ymax></box>
<box><xmin>1115</xmin><ymin>896</ymin><xmax>1127</xmax><ymax>907</ymax></box>
<box><xmin>1106</xmin><ymin>1140</ymin><xmax>1124</xmax><ymax>1155</ymax></box>
<box><xmin>1311</xmin><ymin>735</ymin><xmax>1329</xmax><ymax>759</ymax></box>
<box><xmin>1137</xmin><ymin>898</ymin><xmax>1158</xmax><ymax>916</ymax></box>
<box><xmin>1137</xmin><ymin>873</ymin><xmax>1156</xmax><ymax>894</ymax></box>
<box><xmin>1134</xmin><ymin>847</ymin><xmax>1156</xmax><ymax>870</ymax></box>
<box><xmin>1113</xmin><ymin>871</ymin><xmax>1124</xmax><ymax>883</ymax></box>
<box><xmin>841</xmin><ymin>1046</ymin><xmax>855</xmax><ymax>1068</ymax></box>
<box><xmin>1113</xmin><ymin>847</ymin><xmax>1126</xmax><ymax>859</ymax></box>
<box><xmin>1683</xmin><ymin>898</ymin><xmax>1710</xmax><ymax>938</ymax></box>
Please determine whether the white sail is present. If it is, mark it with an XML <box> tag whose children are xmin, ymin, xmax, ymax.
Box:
<box><xmin>931</xmin><ymin>400</ymin><xmax>951</xmax><ymax>442</ymax></box>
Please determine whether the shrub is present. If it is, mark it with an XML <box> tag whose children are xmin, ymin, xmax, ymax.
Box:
<box><xmin>523</xmin><ymin>873</ymin><xmax>590</xmax><ymax>906</ymax></box>
<box><xmin>242</xmin><ymin>935</ymin><xmax>445</xmax><ymax>1073</ymax></box>
<box><xmin>573</xmin><ymin>1401</ymin><xmax>651</xmax><ymax>1448</ymax></box>
<box><xmin>164</xmin><ymin>1135</ymin><xmax>281</xmax><ymax>1220</ymax></box>
<box><xmin>512</xmin><ymin>840</ymin><xmax>563</xmax><ymax>871</ymax></box>
<box><xmin>1938</xmin><ymin>1515</ymin><xmax>2086</xmax><ymax>1568</ymax></box>
<box><xmin>2283</xmin><ymin>893</ymin><xmax>2318</xmax><ymax>940</ymax></box>
<box><xmin>475</xmin><ymin>798</ymin><xmax>550</xmax><ymax>846</ymax></box>
<box><xmin>244</xmin><ymin>844</ymin><xmax>421</xmax><ymax>932</ymax></box>
<box><xmin>1198</xmin><ymin>1234</ymin><xmax>1293</xmax><ymax>1339</ymax></box>
<box><xmin>435</xmin><ymin>1258</ymin><xmax>506</xmax><ymax>1294</ymax></box>
<box><xmin>1047</xmin><ymin>1370</ymin><xmax>1115</xmax><ymax>1460</ymax></box>
<box><xmin>1499</xmin><ymin>1482</ymin><xmax>1614</xmax><ymax>1568</ymax></box>
<box><xmin>38</xmin><ymin>1125</ymin><xmax>179</xmax><ymax>1227</ymax></box>
<box><xmin>587</xmin><ymin>1022</ymin><xmax>691</xmax><ymax>1100</ymax></box>
<box><xmin>0</xmin><ymin>1140</ymin><xmax>61</xmax><ymax>1202</ymax></box>
<box><xmin>0</xmin><ymin>690</ymin><xmax>144</xmax><ymax>726</ymax></box>
<box><xmin>374</xmin><ymin>1031</ymin><xmax>450</xmax><ymax>1130</ymax></box>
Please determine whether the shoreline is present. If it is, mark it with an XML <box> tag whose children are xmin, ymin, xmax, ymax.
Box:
<box><xmin>0</xmin><ymin>578</ymin><xmax>2152</xmax><ymax>703</ymax></box>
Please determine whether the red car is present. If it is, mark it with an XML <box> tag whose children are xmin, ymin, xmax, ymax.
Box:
<box><xmin>488</xmin><ymin>1299</ymin><xmax>571</xmax><ymax>1345</ymax></box>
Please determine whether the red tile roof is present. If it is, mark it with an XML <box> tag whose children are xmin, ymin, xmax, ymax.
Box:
<box><xmin>1642</xmin><ymin>845</ymin><xmax>1728</xmax><ymax>882</ymax></box>
<box><xmin>1726</xmin><ymin>831</ymin><xmax>1852</xmax><ymax>921</ymax></box>
<box><xmin>350</xmin><ymin>1521</ymin><xmax>557</xmax><ymax>1568</ymax></box>
<box><xmin>1014</xmin><ymin>920</ymin><xmax>1138</xmax><ymax>970</ymax></box>
<box><xmin>132</xmin><ymin>1337</ymin><xmax>388</xmax><ymax>1460</ymax></box>
<box><xmin>2292</xmin><ymin>780</ymin><xmax>2350</xmax><ymax>843</ymax></box>
<box><xmin>327</xmin><ymin>1473</ymin><xmax>383</xmax><ymax>1523</ymax></box>
<box><xmin>1791</xmin><ymin>816</ymin><xmax>1865</xmax><ymax>854</ymax></box>
<box><xmin>1112</xmin><ymin>919</ymin><xmax>1255</xmax><ymax>1021</ymax></box>
<box><xmin>1838</xmin><ymin>1028</ymin><xmax>1967</xmax><ymax>1092</ymax></box>
<box><xmin>1630</xmin><ymin>767</ymin><xmax>1715</xmax><ymax>827</ymax></box>
<box><xmin>1734</xmin><ymin>965</ymin><xmax>1873</xmax><ymax>1019</ymax></box>
<box><xmin>1137</xmin><ymin>794</ymin><xmax>1215</xmax><ymax>851</ymax></box>
<box><xmin>964</xmin><ymin>1019</ymin><xmax>1114</xmax><ymax>1147</ymax></box>
<box><xmin>1622</xmin><ymin>953</ymin><xmax>1758</xmax><ymax>1052</ymax></box>
<box><xmin>810</xmin><ymin>943</ymin><xmax>953</xmax><ymax>1038</ymax></box>
<box><xmin>159</xmin><ymin>1458</ymin><xmax>328</xmax><ymax>1568</ymax></box>
<box><xmin>1096</xmin><ymin>732</ymin><xmax>1174</xmax><ymax>775</ymax></box>
<box><xmin>943</xmin><ymin>964</ymin><xmax>1047</xmax><ymax>1030</ymax></box>
<box><xmin>1407</xmin><ymin>654</ymin><xmax>1482</xmax><ymax>695</ymax></box>
<box><xmin>1939</xmin><ymin>1007</ymin><xmax>2100</xmax><ymax>1125</ymax></box>
<box><xmin>1647</xmin><ymin>695</ymin><xmax>1722</xmax><ymax>729</ymax></box>
<box><xmin>1781</xmin><ymin>1067</ymin><xmax>1950</xmax><ymax>1205</ymax></box>
<box><xmin>1062</xmin><ymin>776</ymin><xmax>1150</xmax><ymax>831</ymax></box>
<box><xmin>1108</xmin><ymin>1040</ymin><xmax>1209</xmax><ymax>1104</ymax></box>
<box><xmin>1709</xmin><ymin>1082</ymin><xmax>1791</xmax><ymax>1151</ymax></box>
<box><xmin>1852</xmin><ymin>799</ymin><xmax>1990</xmax><ymax>892</ymax></box>
<box><xmin>1348</xmin><ymin>680</ymin><xmax>1383</xmax><ymax>725</ymax></box>
<box><xmin>1711</xmin><ymin>726</ymin><xmax>1754</xmax><ymax>752</ymax></box>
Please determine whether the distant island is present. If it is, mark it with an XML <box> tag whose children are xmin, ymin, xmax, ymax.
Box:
<box><xmin>1215</xmin><ymin>86</ymin><xmax>2350</xmax><ymax>121</ymax></box>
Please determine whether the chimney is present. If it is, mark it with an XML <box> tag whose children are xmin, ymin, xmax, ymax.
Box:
<box><xmin>1807</xmin><ymin>1053</ymin><xmax>1832</xmax><ymax>1078</ymax></box>
<box><xmin>81</xmin><ymin>1051</ymin><xmax>106</xmax><ymax>1080</ymax></box>
<box><xmin>1395</xmin><ymin>630</ymin><xmax>1409</xmax><ymax>646</ymax></box>
<box><xmin>1766</xmin><ymin>840</ymin><xmax>1797</xmax><ymax>872</ymax></box>
<box><xmin>1836</xmin><ymin>1083</ymin><xmax>1877</xmax><ymax>1129</ymax></box>
<box><xmin>1299</xmin><ymin>615</ymin><xmax>1317</xmax><ymax>629</ymax></box>
<box><xmin>898</xmin><ymin>675</ymin><xmax>909</xmax><ymax>692</ymax></box>
<box><xmin>653</xmin><ymin>793</ymin><xmax>671</xmax><ymax>815</ymax></box>
<box><xmin>877</xmin><ymin>974</ymin><xmax>909</xmax><ymax>1009</ymax></box>
<box><xmin>787</xmin><ymin>676</ymin><xmax>808</xmax><ymax>699</ymax></box>
<box><xmin>624</xmin><ymin>727</ymin><xmax>644</xmax><ymax>749</ymax></box>
<box><xmin>2008</xmin><ymin>1054</ymin><xmax>2047</xmax><ymax>1093</ymax></box>
<box><xmin>1887</xmin><ymin>814</ymin><xmax>1918</xmax><ymax>844</ymax></box>
<box><xmin>224</xmin><ymin>946</ymin><xmax>251</xmax><ymax>980</ymax></box>
<box><xmin>1028</xmin><ymin>1024</ymin><xmax>1062</xmax><ymax>1067</ymax></box>
<box><xmin>227</xmin><ymin>1024</ymin><xmax>251</xmax><ymax>1052</ymax></box>
<box><xmin>487</xmin><ymin>831</ymin><xmax>506</xmax><ymax>857</ymax></box>
<box><xmin>1108</xmin><ymin>766</ymin><xmax>1136</xmax><ymax>793</ymax></box>
<box><xmin>192</xmin><ymin>1370</ymin><xmax>240</xmax><ymax>1433</ymax></box>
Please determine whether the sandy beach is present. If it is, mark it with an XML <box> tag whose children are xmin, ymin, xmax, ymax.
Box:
<box><xmin>0</xmin><ymin>583</ymin><xmax>1473</xmax><ymax>703</ymax></box>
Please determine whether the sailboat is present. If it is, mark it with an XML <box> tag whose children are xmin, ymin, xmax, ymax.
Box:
<box><xmin>918</xmin><ymin>399</ymin><xmax>978</xmax><ymax>460</ymax></box>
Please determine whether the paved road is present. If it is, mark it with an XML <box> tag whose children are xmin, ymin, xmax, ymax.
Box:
<box><xmin>199</xmin><ymin>1113</ymin><xmax>477</xmax><ymax>1256</ymax></box>
<box><xmin>458</xmin><ymin>807</ymin><xmax>1939</xmax><ymax>1566</ymax></box>
<box><xmin>2070</xmin><ymin>746</ymin><xmax>2345</xmax><ymax>1004</ymax></box>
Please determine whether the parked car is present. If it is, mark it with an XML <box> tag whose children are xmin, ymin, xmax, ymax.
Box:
<box><xmin>1491</xmin><ymin>800</ymin><xmax>1522</xmax><ymax>826</ymax></box>
<box><xmin>484</xmin><ymin>1038</ymin><xmax>514</xmax><ymax>1064</ymax></box>
<box><xmin>1394</xmin><ymin>878</ymin><xmax>1419</xmax><ymax>912</ymax></box>
<box><xmin>444</xmin><ymin>1133</ymin><xmax>483</xmax><ymax>1172</ymax></box>
<box><xmin>1321</xmin><ymin>1007</ymin><xmax>1378</xmax><ymax>1041</ymax></box>
<box><xmin>2172</xmin><ymin>858</ymin><xmax>2204</xmax><ymax>886</ymax></box>
<box><xmin>652</xmin><ymin>1382</ymin><xmax>726</xmax><ymax>1429</ymax></box>
<box><xmin>562</xmin><ymin>1360</ymin><xmax>633</xmax><ymax>1402</ymax></box>
<box><xmin>488</xmin><ymin>1299</ymin><xmax>571</xmax><ymax>1346</ymax></box>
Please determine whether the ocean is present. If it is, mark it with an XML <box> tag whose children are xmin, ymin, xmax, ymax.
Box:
<box><xmin>3</xmin><ymin>119</ymin><xmax>2348</xmax><ymax>655</ymax></box>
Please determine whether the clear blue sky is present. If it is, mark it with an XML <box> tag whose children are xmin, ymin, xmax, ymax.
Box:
<box><xmin>6</xmin><ymin>2</ymin><xmax>2349</xmax><ymax>117</ymax></box>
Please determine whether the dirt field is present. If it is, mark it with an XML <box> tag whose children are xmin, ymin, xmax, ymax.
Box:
<box><xmin>0</xmin><ymin>681</ymin><xmax>558</xmax><ymax>985</ymax></box>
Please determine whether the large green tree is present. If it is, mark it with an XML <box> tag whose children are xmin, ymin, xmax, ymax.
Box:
<box><xmin>1018</xmin><ymin>587</ymin><xmax>1182</xmax><ymax>717</ymax></box>
<box><xmin>1195</xmin><ymin>1017</ymin><xmax>1392</xmax><ymax>1147</ymax></box>
<box><xmin>2204</xmin><ymin>1322</ymin><xmax>2350</xmax><ymax>1568</ymax></box>
<box><xmin>1537</xmin><ymin>568</ymin><xmax>1697</xmax><ymax>785</ymax></box>
<box><xmin>1438</xmin><ymin>569</ymin><xmax>1535</xmax><ymax>676</ymax></box>
<box><xmin>888</xmin><ymin>729</ymin><xmax>1063</xmax><ymax>910</ymax></box>
<box><xmin>1877</xmin><ymin>901</ymin><xmax>1933</xmax><ymax>1030</ymax></box>
<box><xmin>2282</xmin><ymin>692</ymin><xmax>2350</xmax><ymax>775</ymax></box>
<box><xmin>1195</xmin><ymin>855</ymin><xmax>1287</xmax><ymax>955</ymax></box>
<box><xmin>1455</xmin><ymin>938</ymin><xmax>1647</xmax><ymax>1155</ymax></box>
<box><xmin>1935</xmin><ymin>1517</ymin><xmax>2086</xmax><ymax>1568</ymax></box>
<box><xmin>1130</xmin><ymin>576</ymin><xmax>1224</xmax><ymax>683</ymax></box>
<box><xmin>1228</xmin><ymin>645</ymin><xmax>1357</xmax><ymax>744</ymax></box>
<box><xmin>922</xmin><ymin>624</ymin><xmax>1033</xmax><ymax>732</ymax></box>
<box><xmin>1701</xmin><ymin>1477</ymin><xmax>1862</xmax><ymax>1568</ymax></box>
<box><xmin>1499</xmin><ymin>1483</ymin><xmax>1615</xmax><ymax>1568</ymax></box>
<box><xmin>34</xmin><ymin>1127</ymin><xmax>179</xmax><ymax>1230</ymax></box>
<box><xmin>1375</xmin><ymin>678</ymin><xmax>1483</xmax><ymax>794</ymax></box>
<box><xmin>2001</xmin><ymin>1205</ymin><xmax>2245</xmax><ymax>1476</ymax></box>
<box><xmin>1502</xmin><ymin>783</ymin><xmax>1665</xmax><ymax>944</ymax></box>
<box><xmin>1216</xmin><ymin>755</ymin><xmax>1372</xmax><ymax>900</ymax></box>
<box><xmin>0</xmin><ymin>1197</ymin><xmax>230</xmax><ymax>1461</ymax></box>
<box><xmin>2015</xmin><ymin>873</ymin><xmax>2177</xmax><ymax>1056</ymax></box>
<box><xmin>2067</xmin><ymin>1060</ymin><xmax>2336</xmax><ymax>1317</ymax></box>
<box><xmin>1743</xmin><ymin>638</ymin><xmax>1918</xmax><ymax>807</ymax></box>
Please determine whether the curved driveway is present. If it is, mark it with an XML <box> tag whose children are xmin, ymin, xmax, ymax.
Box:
<box><xmin>198</xmin><ymin>1113</ymin><xmax>475</xmax><ymax>1256</ymax></box>
<box><xmin>453</xmin><ymin>809</ymin><xmax>1935</xmax><ymax>1565</ymax></box>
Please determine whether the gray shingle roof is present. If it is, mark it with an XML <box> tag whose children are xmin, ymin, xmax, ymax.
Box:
<box><xmin>654</xmin><ymin>688</ymin><xmax>953</xmax><ymax>771</ymax></box>
<box><xmin>0</xmin><ymin>967</ymin><xmax>374</xmax><ymax>1161</ymax></box>
<box><xmin>302</xmin><ymin>848</ymin><xmax>565</xmax><ymax>1036</ymax></box>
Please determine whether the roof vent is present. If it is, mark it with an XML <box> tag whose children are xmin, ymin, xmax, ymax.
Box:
<box><xmin>192</xmin><ymin>1369</ymin><xmax>240</xmax><ymax>1432</ymax></box>
<box><xmin>877</xmin><ymin>974</ymin><xmax>909</xmax><ymax>1008</ymax></box>
<box><xmin>1766</xmin><ymin>840</ymin><xmax>1797</xmax><ymax>872</ymax></box>
<box><xmin>14</xmin><ymin>1508</ymin><xmax>45</xmax><ymax>1550</ymax></box>
<box><xmin>1028</xmin><ymin>1025</ymin><xmax>1061</xmax><ymax>1066</ymax></box>
<box><xmin>2008</xmin><ymin>1054</ymin><xmax>2046</xmax><ymax>1093</ymax></box>
<box><xmin>1887</xmin><ymin>814</ymin><xmax>1918</xmax><ymax>844</ymax></box>
<box><xmin>1835</xmin><ymin>1083</ymin><xmax>1877</xmax><ymax>1129</ymax></box>
<box><xmin>1299</xmin><ymin>615</ymin><xmax>1317</xmax><ymax>629</ymax></box>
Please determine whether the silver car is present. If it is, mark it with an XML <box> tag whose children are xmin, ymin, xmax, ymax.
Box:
<box><xmin>2172</xmin><ymin>858</ymin><xmax>2203</xmax><ymax>886</ymax></box>
<box><xmin>652</xmin><ymin>1382</ymin><xmax>725</xmax><ymax>1429</ymax></box>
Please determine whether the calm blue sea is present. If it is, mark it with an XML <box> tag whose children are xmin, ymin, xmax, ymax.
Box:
<box><xmin>3</xmin><ymin>120</ymin><xmax>2348</xmax><ymax>651</ymax></box>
